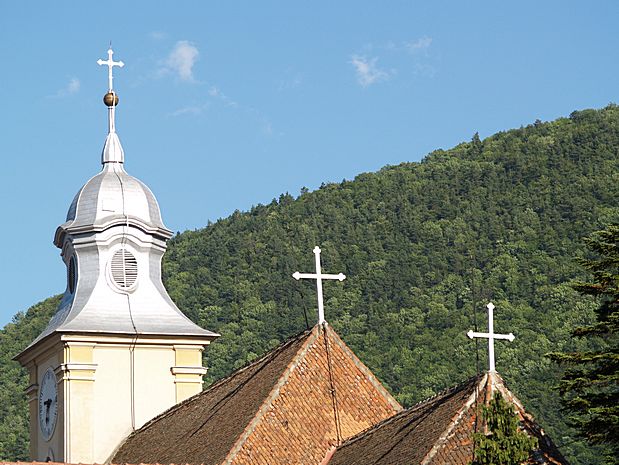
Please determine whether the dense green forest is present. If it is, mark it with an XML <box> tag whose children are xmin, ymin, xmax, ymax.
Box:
<box><xmin>2</xmin><ymin>105</ymin><xmax>618</xmax><ymax>464</ymax></box>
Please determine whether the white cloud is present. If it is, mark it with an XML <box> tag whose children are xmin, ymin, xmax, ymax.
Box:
<box><xmin>49</xmin><ymin>77</ymin><xmax>80</xmax><ymax>98</ymax></box>
<box><xmin>149</xmin><ymin>31</ymin><xmax>167</xmax><ymax>41</ymax></box>
<box><xmin>350</xmin><ymin>55</ymin><xmax>389</xmax><ymax>87</ymax></box>
<box><xmin>203</xmin><ymin>85</ymin><xmax>276</xmax><ymax>136</ymax></box>
<box><xmin>169</xmin><ymin>104</ymin><xmax>208</xmax><ymax>117</ymax></box>
<box><xmin>162</xmin><ymin>41</ymin><xmax>199</xmax><ymax>81</ymax></box>
<box><xmin>406</xmin><ymin>36</ymin><xmax>432</xmax><ymax>54</ymax></box>
<box><xmin>67</xmin><ymin>78</ymin><xmax>80</xmax><ymax>93</ymax></box>
<box><xmin>208</xmin><ymin>86</ymin><xmax>238</xmax><ymax>107</ymax></box>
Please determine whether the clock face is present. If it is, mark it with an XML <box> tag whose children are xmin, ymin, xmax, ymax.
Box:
<box><xmin>38</xmin><ymin>368</ymin><xmax>58</xmax><ymax>441</ymax></box>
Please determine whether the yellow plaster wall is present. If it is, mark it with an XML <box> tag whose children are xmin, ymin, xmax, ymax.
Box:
<box><xmin>27</xmin><ymin>388</ymin><xmax>38</xmax><ymax>460</ymax></box>
<box><xmin>65</xmin><ymin>372</ymin><xmax>95</xmax><ymax>462</ymax></box>
<box><xmin>67</xmin><ymin>344</ymin><xmax>94</xmax><ymax>363</ymax></box>
<box><xmin>92</xmin><ymin>344</ymin><xmax>176</xmax><ymax>463</ymax></box>
<box><xmin>134</xmin><ymin>346</ymin><xmax>176</xmax><ymax>428</ymax></box>
<box><xmin>24</xmin><ymin>362</ymin><xmax>38</xmax><ymax>461</ymax></box>
<box><xmin>93</xmin><ymin>345</ymin><xmax>132</xmax><ymax>463</ymax></box>
<box><xmin>174</xmin><ymin>347</ymin><xmax>202</xmax><ymax>366</ymax></box>
<box><xmin>175</xmin><ymin>381</ymin><xmax>200</xmax><ymax>402</ymax></box>
<box><xmin>62</xmin><ymin>343</ymin><xmax>96</xmax><ymax>463</ymax></box>
<box><xmin>173</xmin><ymin>346</ymin><xmax>206</xmax><ymax>402</ymax></box>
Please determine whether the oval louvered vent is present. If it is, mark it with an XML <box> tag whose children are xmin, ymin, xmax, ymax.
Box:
<box><xmin>68</xmin><ymin>256</ymin><xmax>77</xmax><ymax>294</ymax></box>
<box><xmin>110</xmin><ymin>248</ymin><xmax>138</xmax><ymax>290</ymax></box>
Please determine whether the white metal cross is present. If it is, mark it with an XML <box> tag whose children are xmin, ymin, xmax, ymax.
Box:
<box><xmin>97</xmin><ymin>47</ymin><xmax>124</xmax><ymax>92</ymax></box>
<box><xmin>467</xmin><ymin>302</ymin><xmax>515</xmax><ymax>373</ymax></box>
<box><xmin>293</xmin><ymin>246</ymin><xmax>346</xmax><ymax>325</ymax></box>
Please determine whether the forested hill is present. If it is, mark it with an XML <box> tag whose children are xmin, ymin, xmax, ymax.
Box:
<box><xmin>2</xmin><ymin>105</ymin><xmax>618</xmax><ymax>463</ymax></box>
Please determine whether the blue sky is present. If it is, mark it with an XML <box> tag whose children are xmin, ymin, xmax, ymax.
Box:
<box><xmin>1</xmin><ymin>1</ymin><xmax>618</xmax><ymax>327</ymax></box>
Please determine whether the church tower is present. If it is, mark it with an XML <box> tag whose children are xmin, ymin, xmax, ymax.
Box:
<box><xmin>15</xmin><ymin>48</ymin><xmax>219</xmax><ymax>464</ymax></box>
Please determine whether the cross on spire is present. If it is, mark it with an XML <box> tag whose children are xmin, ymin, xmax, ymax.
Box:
<box><xmin>467</xmin><ymin>302</ymin><xmax>515</xmax><ymax>373</ymax></box>
<box><xmin>293</xmin><ymin>246</ymin><xmax>346</xmax><ymax>325</ymax></box>
<box><xmin>97</xmin><ymin>47</ymin><xmax>124</xmax><ymax>92</ymax></box>
<box><xmin>97</xmin><ymin>46</ymin><xmax>124</xmax><ymax>136</ymax></box>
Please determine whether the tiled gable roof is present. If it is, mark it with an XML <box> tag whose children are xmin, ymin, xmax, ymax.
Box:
<box><xmin>112</xmin><ymin>329</ymin><xmax>310</xmax><ymax>465</ymax></box>
<box><xmin>113</xmin><ymin>324</ymin><xmax>401</xmax><ymax>465</ymax></box>
<box><xmin>325</xmin><ymin>372</ymin><xmax>570</xmax><ymax>465</ymax></box>
<box><xmin>325</xmin><ymin>375</ymin><xmax>481</xmax><ymax>465</ymax></box>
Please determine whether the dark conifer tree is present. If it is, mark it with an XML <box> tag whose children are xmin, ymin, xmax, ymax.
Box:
<box><xmin>550</xmin><ymin>224</ymin><xmax>619</xmax><ymax>460</ymax></box>
<box><xmin>470</xmin><ymin>393</ymin><xmax>537</xmax><ymax>465</ymax></box>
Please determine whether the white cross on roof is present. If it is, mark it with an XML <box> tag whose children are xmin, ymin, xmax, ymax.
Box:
<box><xmin>97</xmin><ymin>47</ymin><xmax>124</xmax><ymax>92</ymax></box>
<box><xmin>467</xmin><ymin>302</ymin><xmax>515</xmax><ymax>373</ymax></box>
<box><xmin>293</xmin><ymin>246</ymin><xmax>346</xmax><ymax>325</ymax></box>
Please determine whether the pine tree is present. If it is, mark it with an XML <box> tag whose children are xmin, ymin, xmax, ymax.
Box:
<box><xmin>470</xmin><ymin>393</ymin><xmax>537</xmax><ymax>465</ymax></box>
<box><xmin>550</xmin><ymin>225</ymin><xmax>619</xmax><ymax>459</ymax></box>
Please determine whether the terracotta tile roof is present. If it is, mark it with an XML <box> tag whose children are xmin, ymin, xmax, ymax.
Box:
<box><xmin>112</xmin><ymin>324</ymin><xmax>401</xmax><ymax>465</ymax></box>
<box><xmin>325</xmin><ymin>375</ymin><xmax>482</xmax><ymax>465</ymax></box>
<box><xmin>325</xmin><ymin>372</ymin><xmax>570</xmax><ymax>465</ymax></box>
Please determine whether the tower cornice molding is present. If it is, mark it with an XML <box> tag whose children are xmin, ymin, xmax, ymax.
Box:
<box><xmin>14</xmin><ymin>332</ymin><xmax>64</xmax><ymax>366</ymax></box>
<box><xmin>64</xmin><ymin>225</ymin><xmax>170</xmax><ymax>252</ymax></box>
<box><xmin>55</xmin><ymin>217</ymin><xmax>173</xmax><ymax>249</ymax></box>
<box><xmin>59</xmin><ymin>332</ymin><xmax>217</xmax><ymax>346</ymax></box>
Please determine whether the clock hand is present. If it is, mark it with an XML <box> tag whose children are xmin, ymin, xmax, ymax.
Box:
<box><xmin>44</xmin><ymin>398</ymin><xmax>52</xmax><ymax>424</ymax></box>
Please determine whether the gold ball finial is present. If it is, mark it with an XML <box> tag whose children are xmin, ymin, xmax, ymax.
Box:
<box><xmin>103</xmin><ymin>92</ymin><xmax>119</xmax><ymax>107</ymax></box>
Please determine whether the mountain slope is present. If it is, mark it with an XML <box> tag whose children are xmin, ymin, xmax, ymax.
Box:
<box><xmin>2</xmin><ymin>105</ymin><xmax>618</xmax><ymax>464</ymax></box>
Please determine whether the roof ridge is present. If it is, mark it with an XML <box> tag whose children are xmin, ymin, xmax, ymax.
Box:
<box><xmin>419</xmin><ymin>374</ymin><xmax>487</xmax><ymax>465</ymax></box>
<box><xmin>334</xmin><ymin>373</ymin><xmax>483</xmax><ymax>451</ymax></box>
<box><xmin>325</xmin><ymin>325</ymin><xmax>402</xmax><ymax>412</ymax></box>
<box><xmin>118</xmin><ymin>327</ymin><xmax>313</xmax><ymax>442</ymax></box>
<box><xmin>222</xmin><ymin>325</ymin><xmax>321</xmax><ymax>464</ymax></box>
<box><xmin>410</xmin><ymin>373</ymin><xmax>483</xmax><ymax>409</ymax></box>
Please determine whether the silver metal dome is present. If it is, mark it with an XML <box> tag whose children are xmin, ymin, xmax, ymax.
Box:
<box><xmin>55</xmin><ymin>133</ymin><xmax>171</xmax><ymax>247</ymax></box>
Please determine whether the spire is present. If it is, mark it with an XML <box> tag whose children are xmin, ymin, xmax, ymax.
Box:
<box><xmin>97</xmin><ymin>46</ymin><xmax>125</xmax><ymax>164</ymax></box>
